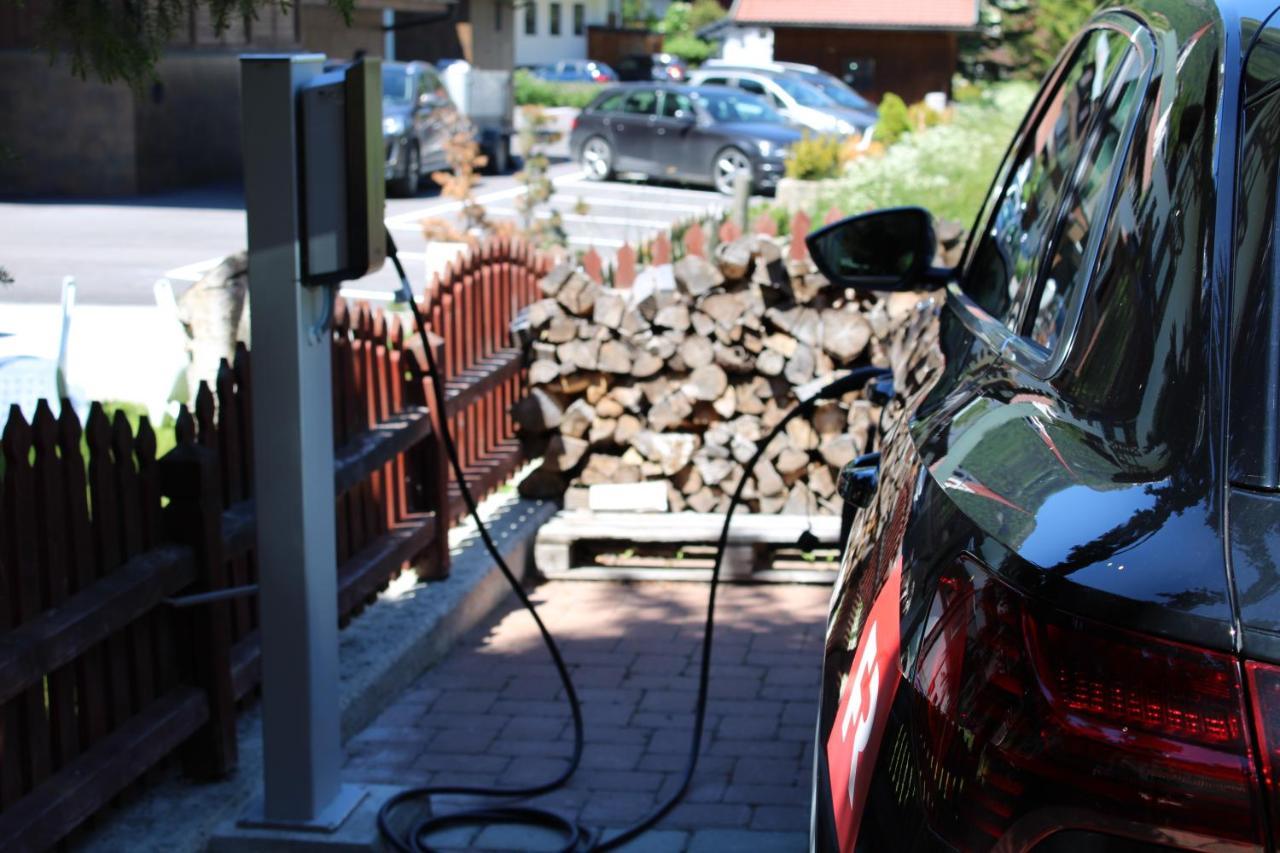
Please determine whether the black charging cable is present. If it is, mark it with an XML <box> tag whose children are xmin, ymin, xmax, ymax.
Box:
<box><xmin>381</xmin><ymin>230</ymin><xmax>889</xmax><ymax>851</ymax></box>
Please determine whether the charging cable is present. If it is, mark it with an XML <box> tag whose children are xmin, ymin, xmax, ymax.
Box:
<box><xmin>381</xmin><ymin>230</ymin><xmax>889</xmax><ymax>851</ymax></box>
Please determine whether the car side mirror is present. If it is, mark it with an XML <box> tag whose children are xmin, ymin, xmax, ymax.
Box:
<box><xmin>806</xmin><ymin>206</ymin><xmax>950</xmax><ymax>291</ymax></box>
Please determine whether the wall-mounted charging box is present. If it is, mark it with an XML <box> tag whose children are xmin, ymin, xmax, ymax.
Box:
<box><xmin>298</xmin><ymin>56</ymin><xmax>386</xmax><ymax>287</ymax></box>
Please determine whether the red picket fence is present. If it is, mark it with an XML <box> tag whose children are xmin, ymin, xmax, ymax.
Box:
<box><xmin>0</xmin><ymin>236</ymin><xmax>546</xmax><ymax>850</ymax></box>
<box><xmin>420</xmin><ymin>238</ymin><xmax>549</xmax><ymax>522</ymax></box>
<box><xmin>577</xmin><ymin>206</ymin><xmax>836</xmax><ymax>288</ymax></box>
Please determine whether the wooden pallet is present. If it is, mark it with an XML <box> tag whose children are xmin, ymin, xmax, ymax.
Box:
<box><xmin>533</xmin><ymin>510</ymin><xmax>843</xmax><ymax>583</ymax></box>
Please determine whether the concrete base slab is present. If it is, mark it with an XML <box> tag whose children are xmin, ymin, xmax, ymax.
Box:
<box><xmin>209</xmin><ymin>785</ymin><xmax>396</xmax><ymax>853</ymax></box>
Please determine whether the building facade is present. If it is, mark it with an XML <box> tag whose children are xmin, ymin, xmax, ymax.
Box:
<box><xmin>703</xmin><ymin>0</ymin><xmax>979</xmax><ymax>103</ymax></box>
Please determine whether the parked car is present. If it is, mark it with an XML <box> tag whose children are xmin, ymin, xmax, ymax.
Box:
<box><xmin>380</xmin><ymin>61</ymin><xmax>454</xmax><ymax>196</ymax></box>
<box><xmin>703</xmin><ymin>59</ymin><xmax>879</xmax><ymax>122</ymax></box>
<box><xmin>687</xmin><ymin>67</ymin><xmax>872</xmax><ymax>135</ymax></box>
<box><xmin>809</xmin><ymin>1</ymin><xmax>1280</xmax><ymax>851</ymax></box>
<box><xmin>615</xmin><ymin>52</ymin><xmax>689</xmax><ymax>82</ymax></box>
<box><xmin>570</xmin><ymin>83</ymin><xmax>801</xmax><ymax>194</ymax></box>
<box><xmin>532</xmin><ymin>59</ymin><xmax>618</xmax><ymax>83</ymax></box>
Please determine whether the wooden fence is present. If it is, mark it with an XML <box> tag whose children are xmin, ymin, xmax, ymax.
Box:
<box><xmin>0</xmin><ymin>236</ymin><xmax>546</xmax><ymax>850</ymax></box>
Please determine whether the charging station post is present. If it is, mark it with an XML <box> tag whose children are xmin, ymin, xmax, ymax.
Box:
<box><xmin>237</xmin><ymin>53</ymin><xmax>363</xmax><ymax>831</ymax></box>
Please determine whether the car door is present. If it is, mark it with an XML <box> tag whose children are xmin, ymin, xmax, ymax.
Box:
<box><xmin>652</xmin><ymin>90</ymin><xmax>701</xmax><ymax>179</ymax></box>
<box><xmin>606</xmin><ymin>88</ymin><xmax>659</xmax><ymax>172</ymax></box>
<box><xmin>816</xmin><ymin>17</ymin><xmax>1158</xmax><ymax>852</ymax></box>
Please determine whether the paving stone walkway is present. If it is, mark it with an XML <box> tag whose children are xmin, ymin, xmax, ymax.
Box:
<box><xmin>345</xmin><ymin>580</ymin><xmax>829</xmax><ymax>852</ymax></box>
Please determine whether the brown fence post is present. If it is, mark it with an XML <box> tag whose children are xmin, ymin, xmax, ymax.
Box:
<box><xmin>160</xmin><ymin>444</ymin><xmax>237</xmax><ymax>779</ymax></box>
<box><xmin>417</xmin><ymin>336</ymin><xmax>452</xmax><ymax>579</ymax></box>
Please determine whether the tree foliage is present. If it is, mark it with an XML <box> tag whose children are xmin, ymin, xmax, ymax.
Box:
<box><xmin>31</xmin><ymin>0</ymin><xmax>354</xmax><ymax>87</ymax></box>
<box><xmin>961</xmin><ymin>0</ymin><xmax>1100</xmax><ymax>81</ymax></box>
<box><xmin>656</xmin><ymin>0</ymin><xmax>723</xmax><ymax>66</ymax></box>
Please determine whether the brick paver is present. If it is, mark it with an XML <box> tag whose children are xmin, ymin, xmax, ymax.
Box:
<box><xmin>346</xmin><ymin>581</ymin><xmax>828</xmax><ymax>852</ymax></box>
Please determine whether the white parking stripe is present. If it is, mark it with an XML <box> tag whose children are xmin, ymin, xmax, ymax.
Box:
<box><xmin>547</xmin><ymin>196</ymin><xmax>720</xmax><ymax>214</ymax></box>
<box><xmin>383</xmin><ymin>169</ymin><xmax>589</xmax><ymax>230</ymax></box>
<box><xmin>486</xmin><ymin>207</ymin><xmax>706</xmax><ymax>227</ymax></box>
<box><xmin>568</xmin><ymin>236</ymin><xmax>626</xmax><ymax>248</ymax></box>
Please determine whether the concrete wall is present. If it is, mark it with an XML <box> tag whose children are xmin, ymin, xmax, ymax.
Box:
<box><xmin>515</xmin><ymin>0</ymin><xmax>610</xmax><ymax>66</ymax></box>
<box><xmin>134</xmin><ymin>54</ymin><xmax>244</xmax><ymax>194</ymax></box>
<box><xmin>299</xmin><ymin>5</ymin><xmax>388</xmax><ymax>60</ymax></box>
<box><xmin>0</xmin><ymin>52</ymin><xmax>139</xmax><ymax>196</ymax></box>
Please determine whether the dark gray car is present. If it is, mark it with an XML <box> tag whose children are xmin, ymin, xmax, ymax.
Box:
<box><xmin>381</xmin><ymin>61</ymin><xmax>454</xmax><ymax>197</ymax></box>
<box><xmin>569</xmin><ymin>84</ymin><xmax>803</xmax><ymax>194</ymax></box>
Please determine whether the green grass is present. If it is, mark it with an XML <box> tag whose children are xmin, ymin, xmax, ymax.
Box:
<box><xmin>513</xmin><ymin>70</ymin><xmax>599</xmax><ymax>110</ymax></box>
<box><xmin>814</xmin><ymin>82</ymin><xmax>1036</xmax><ymax>227</ymax></box>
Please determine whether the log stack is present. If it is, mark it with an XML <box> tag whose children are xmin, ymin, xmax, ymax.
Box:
<box><xmin>513</xmin><ymin>231</ymin><xmax>946</xmax><ymax>515</ymax></box>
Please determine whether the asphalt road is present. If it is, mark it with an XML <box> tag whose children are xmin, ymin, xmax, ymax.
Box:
<box><xmin>0</xmin><ymin>161</ymin><xmax>731</xmax><ymax>306</ymax></box>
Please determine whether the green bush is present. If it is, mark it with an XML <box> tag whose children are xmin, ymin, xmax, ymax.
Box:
<box><xmin>513</xmin><ymin>69</ymin><xmax>599</xmax><ymax>110</ymax></box>
<box><xmin>784</xmin><ymin>133</ymin><xmax>843</xmax><ymax>180</ymax></box>
<box><xmin>874</xmin><ymin>93</ymin><xmax>912</xmax><ymax>146</ymax></box>
<box><xmin>662</xmin><ymin>33</ymin><xmax>717</xmax><ymax>65</ymax></box>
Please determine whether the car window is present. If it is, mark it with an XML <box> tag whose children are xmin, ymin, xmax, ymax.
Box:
<box><xmin>1025</xmin><ymin>48</ymin><xmax>1145</xmax><ymax>352</ymax></box>
<box><xmin>963</xmin><ymin>28</ymin><xmax>1130</xmax><ymax>331</ymax></box>
<box><xmin>1231</xmin><ymin>47</ymin><xmax>1280</xmax><ymax>487</ymax></box>
<box><xmin>700</xmin><ymin>76</ymin><xmax>730</xmax><ymax>87</ymax></box>
<box><xmin>594</xmin><ymin>92</ymin><xmax>626</xmax><ymax>113</ymax></box>
<box><xmin>773</xmin><ymin>75</ymin><xmax>832</xmax><ymax>108</ymax></box>
<box><xmin>739</xmin><ymin>79</ymin><xmax>767</xmax><ymax>96</ymax></box>
<box><xmin>382</xmin><ymin>67</ymin><xmax>414</xmax><ymax>109</ymax></box>
<box><xmin>692</xmin><ymin>90</ymin><xmax>786</xmax><ymax>124</ymax></box>
<box><xmin>622</xmin><ymin>90</ymin><xmax>658</xmax><ymax>115</ymax></box>
<box><xmin>661</xmin><ymin>91</ymin><xmax>694</xmax><ymax>118</ymax></box>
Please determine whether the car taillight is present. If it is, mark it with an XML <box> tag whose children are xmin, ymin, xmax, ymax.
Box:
<box><xmin>570</xmin><ymin>116</ymin><xmax>579</xmax><ymax>131</ymax></box>
<box><xmin>913</xmin><ymin>557</ymin><xmax>1268</xmax><ymax>850</ymax></box>
<box><xmin>1247</xmin><ymin>662</ymin><xmax>1280</xmax><ymax>839</ymax></box>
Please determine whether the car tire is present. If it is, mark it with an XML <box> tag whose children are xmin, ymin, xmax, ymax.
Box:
<box><xmin>580</xmin><ymin>136</ymin><xmax>614</xmax><ymax>182</ymax></box>
<box><xmin>712</xmin><ymin>146</ymin><xmax>753</xmax><ymax>196</ymax></box>
<box><xmin>390</xmin><ymin>143</ymin><xmax>420</xmax><ymax>197</ymax></box>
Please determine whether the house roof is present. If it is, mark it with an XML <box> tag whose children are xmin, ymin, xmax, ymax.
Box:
<box><xmin>725</xmin><ymin>0</ymin><xmax>979</xmax><ymax>30</ymax></box>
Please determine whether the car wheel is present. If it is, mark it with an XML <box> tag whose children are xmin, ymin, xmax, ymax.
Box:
<box><xmin>713</xmin><ymin>146</ymin><xmax>753</xmax><ymax>196</ymax></box>
<box><xmin>390</xmin><ymin>143</ymin><xmax>420</xmax><ymax>197</ymax></box>
<box><xmin>581</xmin><ymin>136</ymin><xmax>613</xmax><ymax>182</ymax></box>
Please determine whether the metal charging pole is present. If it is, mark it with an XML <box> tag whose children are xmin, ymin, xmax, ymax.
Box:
<box><xmin>239</xmin><ymin>54</ymin><xmax>364</xmax><ymax>830</ymax></box>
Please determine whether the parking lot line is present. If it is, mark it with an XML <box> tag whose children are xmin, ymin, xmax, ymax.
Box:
<box><xmin>547</xmin><ymin>196</ymin><xmax>719</xmax><ymax>214</ymax></box>
<box><xmin>383</xmin><ymin>169</ymin><xmax>590</xmax><ymax>231</ymax></box>
<box><xmin>486</xmin><ymin>207</ymin><xmax>705</xmax><ymax>227</ymax></box>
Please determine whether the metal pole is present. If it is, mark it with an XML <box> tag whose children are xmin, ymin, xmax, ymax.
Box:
<box><xmin>239</xmin><ymin>54</ymin><xmax>363</xmax><ymax>830</ymax></box>
<box><xmin>731</xmin><ymin>170</ymin><xmax>751</xmax><ymax>231</ymax></box>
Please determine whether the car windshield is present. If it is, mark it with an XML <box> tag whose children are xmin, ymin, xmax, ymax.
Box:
<box><xmin>383</xmin><ymin>68</ymin><xmax>414</xmax><ymax>108</ymax></box>
<box><xmin>693</xmin><ymin>90</ymin><xmax>786</xmax><ymax>124</ymax></box>
<box><xmin>772</xmin><ymin>75</ymin><xmax>835</xmax><ymax>108</ymax></box>
<box><xmin>804</xmin><ymin>76</ymin><xmax>873</xmax><ymax>111</ymax></box>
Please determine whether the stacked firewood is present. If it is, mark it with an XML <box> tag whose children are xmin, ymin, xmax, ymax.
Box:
<box><xmin>513</xmin><ymin>232</ymin><xmax>950</xmax><ymax>514</ymax></box>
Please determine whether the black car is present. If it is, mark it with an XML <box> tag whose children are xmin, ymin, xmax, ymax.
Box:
<box><xmin>569</xmin><ymin>84</ymin><xmax>801</xmax><ymax>194</ymax></box>
<box><xmin>615</xmin><ymin>52</ymin><xmax>688</xmax><ymax>82</ymax></box>
<box><xmin>380</xmin><ymin>61</ymin><xmax>454</xmax><ymax>197</ymax></box>
<box><xmin>809</xmin><ymin>1</ymin><xmax>1280</xmax><ymax>850</ymax></box>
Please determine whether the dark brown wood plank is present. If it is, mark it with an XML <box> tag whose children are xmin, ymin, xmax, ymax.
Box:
<box><xmin>333</xmin><ymin>407</ymin><xmax>432</xmax><ymax>497</ymax></box>
<box><xmin>0</xmin><ymin>545</ymin><xmax>195</xmax><ymax>706</ymax></box>
<box><xmin>0</xmin><ymin>687</ymin><xmax>208</xmax><ymax>853</ymax></box>
<box><xmin>86</xmin><ymin>404</ymin><xmax>133</xmax><ymax>732</ymax></box>
<box><xmin>30</xmin><ymin>402</ymin><xmax>78</xmax><ymax>772</ymax></box>
<box><xmin>3</xmin><ymin>406</ymin><xmax>53</xmax><ymax>795</ymax></box>
<box><xmin>337</xmin><ymin>512</ymin><xmax>438</xmax><ymax>617</ymax></box>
